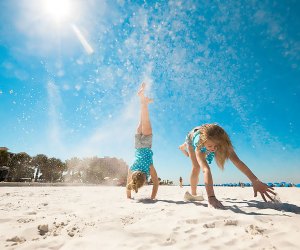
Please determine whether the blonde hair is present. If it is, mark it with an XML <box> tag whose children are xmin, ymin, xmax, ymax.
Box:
<box><xmin>197</xmin><ymin>124</ymin><xmax>233</xmax><ymax>170</ymax></box>
<box><xmin>127</xmin><ymin>171</ymin><xmax>146</xmax><ymax>193</ymax></box>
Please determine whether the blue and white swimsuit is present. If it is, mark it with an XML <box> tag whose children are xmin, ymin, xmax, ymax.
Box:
<box><xmin>129</xmin><ymin>134</ymin><xmax>153</xmax><ymax>179</ymax></box>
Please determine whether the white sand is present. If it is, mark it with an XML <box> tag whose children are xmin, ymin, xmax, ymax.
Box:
<box><xmin>1</xmin><ymin>185</ymin><xmax>300</xmax><ymax>250</ymax></box>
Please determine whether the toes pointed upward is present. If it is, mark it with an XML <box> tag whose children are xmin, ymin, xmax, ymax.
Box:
<box><xmin>137</xmin><ymin>82</ymin><xmax>146</xmax><ymax>97</ymax></box>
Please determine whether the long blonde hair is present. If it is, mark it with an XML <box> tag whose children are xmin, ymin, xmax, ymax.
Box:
<box><xmin>126</xmin><ymin>171</ymin><xmax>146</xmax><ymax>193</ymax></box>
<box><xmin>197</xmin><ymin>124</ymin><xmax>233</xmax><ymax>170</ymax></box>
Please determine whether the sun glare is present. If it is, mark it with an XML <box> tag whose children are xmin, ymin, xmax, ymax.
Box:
<box><xmin>44</xmin><ymin>0</ymin><xmax>71</xmax><ymax>22</ymax></box>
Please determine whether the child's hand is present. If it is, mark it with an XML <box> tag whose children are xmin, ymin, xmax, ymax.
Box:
<box><xmin>252</xmin><ymin>179</ymin><xmax>276</xmax><ymax>202</ymax></box>
<box><xmin>208</xmin><ymin>196</ymin><xmax>225</xmax><ymax>209</ymax></box>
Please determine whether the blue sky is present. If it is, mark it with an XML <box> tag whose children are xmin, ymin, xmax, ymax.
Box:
<box><xmin>0</xmin><ymin>0</ymin><xmax>299</xmax><ymax>184</ymax></box>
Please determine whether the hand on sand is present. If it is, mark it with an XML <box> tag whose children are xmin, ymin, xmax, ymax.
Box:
<box><xmin>252</xmin><ymin>180</ymin><xmax>276</xmax><ymax>202</ymax></box>
<box><xmin>208</xmin><ymin>196</ymin><xmax>225</xmax><ymax>209</ymax></box>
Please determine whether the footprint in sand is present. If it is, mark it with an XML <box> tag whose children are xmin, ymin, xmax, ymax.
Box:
<box><xmin>203</xmin><ymin>222</ymin><xmax>215</xmax><ymax>228</ymax></box>
<box><xmin>26</xmin><ymin>211</ymin><xmax>37</xmax><ymax>215</ymax></box>
<box><xmin>224</xmin><ymin>220</ymin><xmax>238</xmax><ymax>226</ymax></box>
<box><xmin>162</xmin><ymin>235</ymin><xmax>176</xmax><ymax>246</ymax></box>
<box><xmin>245</xmin><ymin>224</ymin><xmax>265</xmax><ymax>235</ymax></box>
<box><xmin>186</xmin><ymin>219</ymin><xmax>201</xmax><ymax>224</ymax></box>
<box><xmin>184</xmin><ymin>228</ymin><xmax>195</xmax><ymax>233</ymax></box>
<box><xmin>186</xmin><ymin>219</ymin><xmax>238</xmax><ymax>228</ymax></box>
<box><xmin>120</xmin><ymin>216</ymin><xmax>135</xmax><ymax>226</ymax></box>
<box><xmin>17</xmin><ymin>218</ymin><xmax>34</xmax><ymax>223</ymax></box>
<box><xmin>6</xmin><ymin>236</ymin><xmax>26</xmax><ymax>243</ymax></box>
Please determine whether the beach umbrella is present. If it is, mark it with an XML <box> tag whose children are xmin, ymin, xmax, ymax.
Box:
<box><xmin>267</xmin><ymin>183</ymin><xmax>274</xmax><ymax>187</ymax></box>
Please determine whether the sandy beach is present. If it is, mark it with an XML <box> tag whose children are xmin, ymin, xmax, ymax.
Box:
<box><xmin>1</xmin><ymin>185</ymin><xmax>300</xmax><ymax>250</ymax></box>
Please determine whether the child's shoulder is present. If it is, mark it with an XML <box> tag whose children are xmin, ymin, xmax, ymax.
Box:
<box><xmin>192</xmin><ymin>125</ymin><xmax>202</xmax><ymax>131</ymax></box>
<box><xmin>189</xmin><ymin>126</ymin><xmax>202</xmax><ymax>135</ymax></box>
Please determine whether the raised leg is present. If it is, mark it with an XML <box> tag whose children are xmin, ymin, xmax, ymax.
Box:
<box><xmin>136</xmin><ymin>83</ymin><xmax>153</xmax><ymax>136</ymax></box>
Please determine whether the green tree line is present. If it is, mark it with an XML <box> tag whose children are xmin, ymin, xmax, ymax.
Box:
<box><xmin>0</xmin><ymin>149</ymin><xmax>128</xmax><ymax>184</ymax></box>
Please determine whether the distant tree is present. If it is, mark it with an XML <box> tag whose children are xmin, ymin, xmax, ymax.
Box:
<box><xmin>0</xmin><ymin>150</ymin><xmax>9</xmax><ymax>167</ymax></box>
<box><xmin>8</xmin><ymin>153</ymin><xmax>34</xmax><ymax>181</ymax></box>
<box><xmin>0</xmin><ymin>150</ymin><xmax>10</xmax><ymax>181</ymax></box>
<box><xmin>41</xmin><ymin>157</ymin><xmax>66</xmax><ymax>182</ymax></box>
<box><xmin>83</xmin><ymin>157</ymin><xmax>104</xmax><ymax>184</ymax></box>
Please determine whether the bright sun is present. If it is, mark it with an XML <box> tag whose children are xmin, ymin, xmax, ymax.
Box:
<box><xmin>44</xmin><ymin>0</ymin><xmax>71</xmax><ymax>22</ymax></box>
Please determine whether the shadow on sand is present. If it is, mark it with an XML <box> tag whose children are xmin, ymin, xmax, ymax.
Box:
<box><xmin>223</xmin><ymin>198</ymin><xmax>300</xmax><ymax>215</ymax></box>
<box><xmin>136</xmin><ymin>198</ymin><xmax>208</xmax><ymax>207</ymax></box>
<box><xmin>136</xmin><ymin>197</ymin><xmax>300</xmax><ymax>215</ymax></box>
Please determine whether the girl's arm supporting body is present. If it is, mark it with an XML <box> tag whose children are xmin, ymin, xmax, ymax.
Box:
<box><xmin>150</xmin><ymin>165</ymin><xmax>159</xmax><ymax>199</ymax></box>
<box><xmin>194</xmin><ymin>148</ymin><xmax>224</xmax><ymax>209</ymax></box>
<box><xmin>194</xmin><ymin>148</ymin><xmax>276</xmax><ymax>207</ymax></box>
<box><xmin>126</xmin><ymin>167</ymin><xmax>158</xmax><ymax>200</ymax></box>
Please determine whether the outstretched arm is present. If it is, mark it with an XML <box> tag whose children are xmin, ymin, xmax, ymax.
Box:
<box><xmin>229</xmin><ymin>150</ymin><xmax>276</xmax><ymax>202</ymax></box>
<box><xmin>150</xmin><ymin>165</ymin><xmax>159</xmax><ymax>199</ymax></box>
<box><xmin>195</xmin><ymin>150</ymin><xmax>224</xmax><ymax>209</ymax></box>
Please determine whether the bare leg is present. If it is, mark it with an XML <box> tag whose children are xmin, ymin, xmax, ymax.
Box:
<box><xmin>136</xmin><ymin>121</ymin><xmax>142</xmax><ymax>134</ymax></box>
<box><xmin>137</xmin><ymin>83</ymin><xmax>153</xmax><ymax>136</ymax></box>
<box><xmin>188</xmin><ymin>145</ymin><xmax>200</xmax><ymax>195</ymax></box>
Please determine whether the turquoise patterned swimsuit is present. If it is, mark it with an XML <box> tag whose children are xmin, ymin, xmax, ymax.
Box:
<box><xmin>199</xmin><ymin>147</ymin><xmax>215</xmax><ymax>164</ymax></box>
<box><xmin>130</xmin><ymin>134</ymin><xmax>153</xmax><ymax>179</ymax></box>
<box><xmin>130</xmin><ymin>148</ymin><xmax>153</xmax><ymax>179</ymax></box>
<box><xmin>187</xmin><ymin>130</ymin><xmax>215</xmax><ymax>164</ymax></box>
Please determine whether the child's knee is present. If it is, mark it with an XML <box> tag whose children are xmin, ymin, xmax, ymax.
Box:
<box><xmin>192</xmin><ymin>166</ymin><xmax>200</xmax><ymax>174</ymax></box>
<box><xmin>202</xmin><ymin>166</ymin><xmax>210</xmax><ymax>174</ymax></box>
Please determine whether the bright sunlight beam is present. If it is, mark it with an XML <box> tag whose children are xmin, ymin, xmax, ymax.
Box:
<box><xmin>44</xmin><ymin>0</ymin><xmax>71</xmax><ymax>22</ymax></box>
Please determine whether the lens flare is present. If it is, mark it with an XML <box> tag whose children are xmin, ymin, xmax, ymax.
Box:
<box><xmin>44</xmin><ymin>0</ymin><xmax>71</xmax><ymax>22</ymax></box>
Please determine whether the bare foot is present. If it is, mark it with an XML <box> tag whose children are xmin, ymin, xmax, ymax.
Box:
<box><xmin>138</xmin><ymin>83</ymin><xmax>153</xmax><ymax>104</ymax></box>
<box><xmin>179</xmin><ymin>143</ymin><xmax>189</xmax><ymax>157</ymax></box>
<box><xmin>138</xmin><ymin>82</ymin><xmax>146</xmax><ymax>97</ymax></box>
